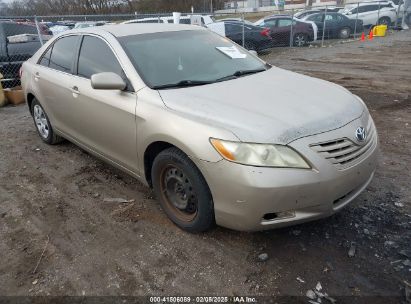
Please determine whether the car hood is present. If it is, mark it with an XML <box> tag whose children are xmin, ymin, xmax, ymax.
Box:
<box><xmin>159</xmin><ymin>67</ymin><xmax>364</xmax><ymax>144</ymax></box>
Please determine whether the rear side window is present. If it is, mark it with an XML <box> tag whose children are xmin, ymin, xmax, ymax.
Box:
<box><xmin>77</xmin><ymin>36</ymin><xmax>123</xmax><ymax>79</ymax></box>
<box><xmin>308</xmin><ymin>14</ymin><xmax>324</xmax><ymax>22</ymax></box>
<box><xmin>277</xmin><ymin>19</ymin><xmax>292</xmax><ymax>27</ymax></box>
<box><xmin>264</xmin><ymin>19</ymin><xmax>278</xmax><ymax>26</ymax></box>
<box><xmin>49</xmin><ymin>36</ymin><xmax>79</xmax><ymax>73</ymax></box>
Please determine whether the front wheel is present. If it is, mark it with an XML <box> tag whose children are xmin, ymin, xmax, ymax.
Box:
<box><xmin>151</xmin><ymin>147</ymin><xmax>215</xmax><ymax>232</ymax></box>
<box><xmin>293</xmin><ymin>33</ymin><xmax>307</xmax><ymax>47</ymax></box>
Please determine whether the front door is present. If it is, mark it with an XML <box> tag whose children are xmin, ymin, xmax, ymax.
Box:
<box><xmin>68</xmin><ymin>35</ymin><xmax>138</xmax><ymax>173</ymax></box>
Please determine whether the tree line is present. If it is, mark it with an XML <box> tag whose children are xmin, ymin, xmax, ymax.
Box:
<box><xmin>0</xmin><ymin>0</ymin><xmax>227</xmax><ymax>16</ymax></box>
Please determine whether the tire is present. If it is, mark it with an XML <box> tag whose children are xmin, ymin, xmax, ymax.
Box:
<box><xmin>378</xmin><ymin>17</ymin><xmax>391</xmax><ymax>26</ymax></box>
<box><xmin>293</xmin><ymin>33</ymin><xmax>307</xmax><ymax>47</ymax></box>
<box><xmin>151</xmin><ymin>147</ymin><xmax>215</xmax><ymax>233</ymax></box>
<box><xmin>31</xmin><ymin>98</ymin><xmax>63</xmax><ymax>145</ymax></box>
<box><xmin>339</xmin><ymin>27</ymin><xmax>351</xmax><ymax>39</ymax></box>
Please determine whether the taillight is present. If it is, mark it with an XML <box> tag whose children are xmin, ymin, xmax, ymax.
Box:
<box><xmin>260</xmin><ymin>28</ymin><xmax>271</xmax><ymax>37</ymax></box>
<box><xmin>19</xmin><ymin>67</ymin><xmax>23</xmax><ymax>78</ymax></box>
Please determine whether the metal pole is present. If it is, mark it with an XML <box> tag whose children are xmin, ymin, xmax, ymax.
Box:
<box><xmin>34</xmin><ymin>16</ymin><xmax>44</xmax><ymax>46</ymax></box>
<box><xmin>321</xmin><ymin>5</ymin><xmax>327</xmax><ymax>47</ymax></box>
<box><xmin>394</xmin><ymin>0</ymin><xmax>402</xmax><ymax>28</ymax></box>
<box><xmin>290</xmin><ymin>9</ymin><xmax>294</xmax><ymax>47</ymax></box>
<box><xmin>242</xmin><ymin>13</ymin><xmax>245</xmax><ymax>48</ymax></box>
<box><xmin>353</xmin><ymin>2</ymin><xmax>359</xmax><ymax>38</ymax></box>
<box><xmin>377</xmin><ymin>1</ymin><xmax>381</xmax><ymax>25</ymax></box>
<box><xmin>210</xmin><ymin>0</ymin><xmax>213</xmax><ymax>13</ymax></box>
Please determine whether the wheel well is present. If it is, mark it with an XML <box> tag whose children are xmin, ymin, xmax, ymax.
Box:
<box><xmin>144</xmin><ymin>141</ymin><xmax>174</xmax><ymax>187</ymax></box>
<box><xmin>27</xmin><ymin>93</ymin><xmax>35</xmax><ymax>114</ymax></box>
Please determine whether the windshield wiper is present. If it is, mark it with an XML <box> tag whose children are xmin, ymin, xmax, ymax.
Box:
<box><xmin>215</xmin><ymin>68</ymin><xmax>267</xmax><ymax>82</ymax></box>
<box><xmin>152</xmin><ymin>68</ymin><xmax>268</xmax><ymax>90</ymax></box>
<box><xmin>152</xmin><ymin>80</ymin><xmax>214</xmax><ymax>90</ymax></box>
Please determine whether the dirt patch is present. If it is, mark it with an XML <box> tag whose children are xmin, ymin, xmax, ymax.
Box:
<box><xmin>0</xmin><ymin>31</ymin><xmax>410</xmax><ymax>302</ymax></box>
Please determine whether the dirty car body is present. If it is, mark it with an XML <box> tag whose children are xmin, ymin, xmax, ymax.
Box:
<box><xmin>21</xmin><ymin>24</ymin><xmax>378</xmax><ymax>232</ymax></box>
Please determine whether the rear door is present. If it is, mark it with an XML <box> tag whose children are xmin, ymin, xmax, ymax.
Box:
<box><xmin>323</xmin><ymin>13</ymin><xmax>339</xmax><ymax>38</ymax></box>
<box><xmin>275</xmin><ymin>18</ymin><xmax>293</xmax><ymax>45</ymax></box>
<box><xmin>307</xmin><ymin>13</ymin><xmax>325</xmax><ymax>36</ymax></box>
<box><xmin>69</xmin><ymin>35</ymin><xmax>138</xmax><ymax>172</ymax></box>
<box><xmin>260</xmin><ymin>18</ymin><xmax>282</xmax><ymax>45</ymax></box>
<box><xmin>34</xmin><ymin>35</ymin><xmax>81</xmax><ymax>133</ymax></box>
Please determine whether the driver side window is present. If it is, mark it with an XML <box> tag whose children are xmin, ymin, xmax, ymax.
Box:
<box><xmin>77</xmin><ymin>35</ymin><xmax>124</xmax><ymax>80</ymax></box>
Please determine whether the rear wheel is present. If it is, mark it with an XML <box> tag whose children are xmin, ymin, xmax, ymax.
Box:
<box><xmin>339</xmin><ymin>27</ymin><xmax>351</xmax><ymax>39</ymax></box>
<box><xmin>151</xmin><ymin>147</ymin><xmax>215</xmax><ymax>232</ymax></box>
<box><xmin>31</xmin><ymin>98</ymin><xmax>63</xmax><ymax>145</ymax></box>
<box><xmin>378</xmin><ymin>17</ymin><xmax>391</xmax><ymax>26</ymax></box>
<box><xmin>293</xmin><ymin>33</ymin><xmax>307</xmax><ymax>47</ymax></box>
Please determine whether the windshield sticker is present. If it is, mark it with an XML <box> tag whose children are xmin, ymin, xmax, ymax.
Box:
<box><xmin>216</xmin><ymin>46</ymin><xmax>247</xmax><ymax>59</ymax></box>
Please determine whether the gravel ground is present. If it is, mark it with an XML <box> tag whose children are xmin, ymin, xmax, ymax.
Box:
<box><xmin>0</xmin><ymin>31</ymin><xmax>410</xmax><ymax>303</ymax></box>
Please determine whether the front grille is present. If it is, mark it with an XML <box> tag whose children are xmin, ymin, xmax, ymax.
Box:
<box><xmin>310</xmin><ymin>119</ymin><xmax>377</xmax><ymax>170</ymax></box>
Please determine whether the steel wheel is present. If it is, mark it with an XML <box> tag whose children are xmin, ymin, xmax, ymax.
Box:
<box><xmin>33</xmin><ymin>104</ymin><xmax>50</xmax><ymax>139</ymax></box>
<box><xmin>160</xmin><ymin>165</ymin><xmax>198</xmax><ymax>222</ymax></box>
<box><xmin>294</xmin><ymin>33</ymin><xmax>306</xmax><ymax>47</ymax></box>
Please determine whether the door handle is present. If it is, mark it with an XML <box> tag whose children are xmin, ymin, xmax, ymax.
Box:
<box><xmin>71</xmin><ymin>86</ymin><xmax>80</xmax><ymax>97</ymax></box>
<box><xmin>34</xmin><ymin>72</ymin><xmax>40</xmax><ymax>81</ymax></box>
<box><xmin>71</xmin><ymin>86</ymin><xmax>80</xmax><ymax>93</ymax></box>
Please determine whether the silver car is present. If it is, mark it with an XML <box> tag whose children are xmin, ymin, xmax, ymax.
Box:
<box><xmin>21</xmin><ymin>24</ymin><xmax>378</xmax><ymax>232</ymax></box>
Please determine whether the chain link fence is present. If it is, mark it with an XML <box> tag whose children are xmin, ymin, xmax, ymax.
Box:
<box><xmin>0</xmin><ymin>0</ymin><xmax>410</xmax><ymax>91</ymax></box>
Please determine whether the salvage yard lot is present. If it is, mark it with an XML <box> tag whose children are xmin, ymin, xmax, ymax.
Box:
<box><xmin>0</xmin><ymin>31</ymin><xmax>410</xmax><ymax>302</ymax></box>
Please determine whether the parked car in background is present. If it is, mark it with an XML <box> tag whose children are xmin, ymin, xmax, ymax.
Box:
<box><xmin>302</xmin><ymin>12</ymin><xmax>363</xmax><ymax>39</ymax></box>
<box><xmin>74</xmin><ymin>21</ymin><xmax>107</xmax><ymax>29</ymax></box>
<box><xmin>207</xmin><ymin>21</ymin><xmax>274</xmax><ymax>53</ymax></box>
<box><xmin>217</xmin><ymin>18</ymin><xmax>255</xmax><ymax>25</ymax></box>
<box><xmin>49</xmin><ymin>25</ymin><xmax>71</xmax><ymax>35</ymax></box>
<box><xmin>15</xmin><ymin>21</ymin><xmax>52</xmax><ymax>35</ymax></box>
<box><xmin>22</xmin><ymin>24</ymin><xmax>378</xmax><ymax>232</ymax></box>
<box><xmin>294</xmin><ymin>7</ymin><xmax>343</xmax><ymax>20</ymax></box>
<box><xmin>0</xmin><ymin>22</ymin><xmax>45</xmax><ymax>88</ymax></box>
<box><xmin>122</xmin><ymin>17</ymin><xmax>168</xmax><ymax>24</ymax></box>
<box><xmin>294</xmin><ymin>9</ymin><xmax>322</xmax><ymax>19</ymax></box>
<box><xmin>317</xmin><ymin>6</ymin><xmax>344</xmax><ymax>12</ymax></box>
<box><xmin>254</xmin><ymin>15</ymin><xmax>315</xmax><ymax>47</ymax></box>
<box><xmin>341</xmin><ymin>1</ymin><xmax>397</xmax><ymax>26</ymax></box>
<box><xmin>123</xmin><ymin>15</ymin><xmax>214</xmax><ymax>26</ymax></box>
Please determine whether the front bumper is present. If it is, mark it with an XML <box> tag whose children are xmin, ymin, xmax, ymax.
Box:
<box><xmin>194</xmin><ymin>117</ymin><xmax>379</xmax><ymax>231</ymax></box>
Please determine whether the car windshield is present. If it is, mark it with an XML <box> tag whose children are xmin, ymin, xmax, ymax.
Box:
<box><xmin>118</xmin><ymin>30</ymin><xmax>268</xmax><ymax>89</ymax></box>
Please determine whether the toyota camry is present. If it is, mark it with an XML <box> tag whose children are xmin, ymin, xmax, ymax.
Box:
<box><xmin>21</xmin><ymin>24</ymin><xmax>378</xmax><ymax>232</ymax></box>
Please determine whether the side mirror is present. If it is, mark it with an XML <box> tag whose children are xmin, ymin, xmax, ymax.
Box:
<box><xmin>91</xmin><ymin>72</ymin><xmax>126</xmax><ymax>90</ymax></box>
<box><xmin>249</xmin><ymin>50</ymin><xmax>258</xmax><ymax>56</ymax></box>
<box><xmin>347</xmin><ymin>11</ymin><xmax>352</xmax><ymax>15</ymax></box>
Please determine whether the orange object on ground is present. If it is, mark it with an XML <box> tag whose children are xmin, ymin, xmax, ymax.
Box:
<box><xmin>361</xmin><ymin>32</ymin><xmax>365</xmax><ymax>41</ymax></box>
<box><xmin>369</xmin><ymin>29</ymin><xmax>374</xmax><ymax>40</ymax></box>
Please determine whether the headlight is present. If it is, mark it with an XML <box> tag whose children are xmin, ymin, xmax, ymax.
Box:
<box><xmin>210</xmin><ymin>138</ymin><xmax>311</xmax><ymax>169</ymax></box>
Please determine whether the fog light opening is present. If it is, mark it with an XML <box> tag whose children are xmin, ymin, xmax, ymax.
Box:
<box><xmin>262</xmin><ymin>211</ymin><xmax>296</xmax><ymax>222</ymax></box>
<box><xmin>263</xmin><ymin>213</ymin><xmax>277</xmax><ymax>221</ymax></box>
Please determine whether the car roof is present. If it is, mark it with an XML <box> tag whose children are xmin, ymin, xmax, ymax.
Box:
<box><xmin>347</xmin><ymin>1</ymin><xmax>390</xmax><ymax>6</ymax></box>
<box><xmin>68</xmin><ymin>23</ymin><xmax>205</xmax><ymax>37</ymax></box>
<box><xmin>266</xmin><ymin>14</ymin><xmax>292</xmax><ymax>19</ymax></box>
